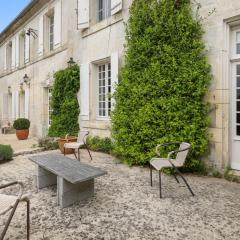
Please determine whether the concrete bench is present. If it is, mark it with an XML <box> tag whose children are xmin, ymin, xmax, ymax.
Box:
<box><xmin>29</xmin><ymin>153</ymin><xmax>107</xmax><ymax>208</ymax></box>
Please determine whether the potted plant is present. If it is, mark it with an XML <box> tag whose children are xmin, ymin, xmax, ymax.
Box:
<box><xmin>57</xmin><ymin>134</ymin><xmax>77</xmax><ymax>154</ymax></box>
<box><xmin>13</xmin><ymin>118</ymin><xmax>30</xmax><ymax>140</ymax></box>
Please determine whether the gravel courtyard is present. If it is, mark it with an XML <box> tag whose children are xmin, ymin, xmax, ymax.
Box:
<box><xmin>0</xmin><ymin>150</ymin><xmax>240</xmax><ymax>240</ymax></box>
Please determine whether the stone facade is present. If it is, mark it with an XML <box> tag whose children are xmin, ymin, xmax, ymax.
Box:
<box><xmin>1</xmin><ymin>0</ymin><xmax>240</xmax><ymax>171</ymax></box>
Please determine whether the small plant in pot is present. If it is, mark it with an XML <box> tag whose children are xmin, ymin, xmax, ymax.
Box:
<box><xmin>13</xmin><ymin>118</ymin><xmax>30</xmax><ymax>140</ymax></box>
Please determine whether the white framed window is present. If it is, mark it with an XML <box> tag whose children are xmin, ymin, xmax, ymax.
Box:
<box><xmin>97</xmin><ymin>62</ymin><xmax>111</xmax><ymax>117</ymax></box>
<box><xmin>235</xmin><ymin>64</ymin><xmax>240</xmax><ymax>136</ymax></box>
<box><xmin>49</xmin><ymin>15</ymin><xmax>54</xmax><ymax>51</ymax></box>
<box><xmin>98</xmin><ymin>0</ymin><xmax>111</xmax><ymax>22</ymax></box>
<box><xmin>6</xmin><ymin>41</ymin><xmax>12</xmax><ymax>70</ymax></box>
<box><xmin>48</xmin><ymin>88</ymin><xmax>53</xmax><ymax>127</ymax></box>
<box><xmin>236</xmin><ymin>32</ymin><xmax>240</xmax><ymax>55</ymax></box>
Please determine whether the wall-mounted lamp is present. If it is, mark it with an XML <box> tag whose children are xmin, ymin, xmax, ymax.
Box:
<box><xmin>67</xmin><ymin>57</ymin><xmax>76</xmax><ymax>67</ymax></box>
<box><xmin>23</xmin><ymin>74</ymin><xmax>30</xmax><ymax>86</ymax></box>
<box><xmin>26</xmin><ymin>28</ymin><xmax>38</xmax><ymax>39</ymax></box>
<box><xmin>8</xmin><ymin>86</ymin><xmax>11</xmax><ymax>94</ymax></box>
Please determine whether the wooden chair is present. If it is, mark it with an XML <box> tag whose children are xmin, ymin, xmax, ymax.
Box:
<box><xmin>64</xmin><ymin>130</ymin><xmax>92</xmax><ymax>161</ymax></box>
<box><xmin>0</xmin><ymin>181</ymin><xmax>30</xmax><ymax>240</ymax></box>
<box><xmin>150</xmin><ymin>142</ymin><xmax>194</xmax><ymax>198</ymax></box>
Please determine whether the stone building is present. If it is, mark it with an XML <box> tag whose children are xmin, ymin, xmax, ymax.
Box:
<box><xmin>0</xmin><ymin>0</ymin><xmax>240</xmax><ymax>171</ymax></box>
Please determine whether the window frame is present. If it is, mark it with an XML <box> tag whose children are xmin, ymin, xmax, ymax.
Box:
<box><xmin>96</xmin><ymin>62</ymin><xmax>112</xmax><ymax>119</ymax></box>
<box><xmin>49</xmin><ymin>14</ymin><xmax>54</xmax><ymax>51</ymax></box>
<box><xmin>6</xmin><ymin>41</ymin><xmax>12</xmax><ymax>71</ymax></box>
<box><xmin>97</xmin><ymin>0</ymin><xmax>111</xmax><ymax>22</ymax></box>
<box><xmin>48</xmin><ymin>88</ymin><xmax>53</xmax><ymax>127</ymax></box>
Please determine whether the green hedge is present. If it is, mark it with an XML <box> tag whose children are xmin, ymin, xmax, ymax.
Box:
<box><xmin>86</xmin><ymin>136</ymin><xmax>113</xmax><ymax>154</ymax></box>
<box><xmin>38</xmin><ymin>137</ymin><xmax>59</xmax><ymax>150</ymax></box>
<box><xmin>111</xmin><ymin>0</ymin><xmax>211</xmax><ymax>171</ymax></box>
<box><xmin>0</xmin><ymin>145</ymin><xmax>13</xmax><ymax>161</ymax></box>
<box><xmin>48</xmin><ymin>65</ymin><xmax>80</xmax><ymax>137</ymax></box>
<box><xmin>13</xmin><ymin>118</ymin><xmax>30</xmax><ymax>130</ymax></box>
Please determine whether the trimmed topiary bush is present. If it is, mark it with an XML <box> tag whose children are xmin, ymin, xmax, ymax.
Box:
<box><xmin>0</xmin><ymin>144</ymin><xmax>13</xmax><ymax>161</ymax></box>
<box><xmin>86</xmin><ymin>136</ymin><xmax>113</xmax><ymax>154</ymax></box>
<box><xmin>13</xmin><ymin>118</ymin><xmax>30</xmax><ymax>130</ymax></box>
<box><xmin>111</xmin><ymin>0</ymin><xmax>211</xmax><ymax>171</ymax></box>
<box><xmin>48</xmin><ymin>65</ymin><xmax>80</xmax><ymax>137</ymax></box>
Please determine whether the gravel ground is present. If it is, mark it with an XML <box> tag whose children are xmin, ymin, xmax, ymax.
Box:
<box><xmin>0</xmin><ymin>150</ymin><xmax>240</xmax><ymax>240</ymax></box>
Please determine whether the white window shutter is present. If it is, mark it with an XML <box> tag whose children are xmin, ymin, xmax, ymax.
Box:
<box><xmin>16</xmin><ymin>35</ymin><xmax>19</xmax><ymax>67</ymax></box>
<box><xmin>11</xmin><ymin>38</ymin><xmax>16</xmax><ymax>70</ymax></box>
<box><xmin>4</xmin><ymin>45</ymin><xmax>7</xmax><ymax>71</ymax></box>
<box><xmin>111</xmin><ymin>0</ymin><xmax>122</xmax><ymax>15</ymax></box>
<box><xmin>54</xmin><ymin>0</ymin><xmax>62</xmax><ymax>49</ymax></box>
<box><xmin>77</xmin><ymin>0</ymin><xmax>90</xmax><ymax>29</ymax></box>
<box><xmin>25</xmin><ymin>34</ymin><xmax>30</xmax><ymax>63</ymax></box>
<box><xmin>12</xmin><ymin>92</ymin><xmax>15</xmax><ymax>120</ymax></box>
<box><xmin>80</xmin><ymin>63</ymin><xmax>90</xmax><ymax>120</ymax></box>
<box><xmin>15</xmin><ymin>91</ymin><xmax>19</xmax><ymax>119</ymax></box>
<box><xmin>111</xmin><ymin>52</ymin><xmax>119</xmax><ymax>108</ymax></box>
<box><xmin>38</xmin><ymin>15</ymin><xmax>44</xmax><ymax>56</ymax></box>
<box><xmin>1</xmin><ymin>93</ymin><xmax>8</xmax><ymax>121</ymax></box>
<box><xmin>25</xmin><ymin>88</ymin><xmax>29</xmax><ymax>118</ymax></box>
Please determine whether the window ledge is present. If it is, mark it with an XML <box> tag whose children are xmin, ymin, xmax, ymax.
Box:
<box><xmin>82</xmin><ymin>12</ymin><xmax>123</xmax><ymax>38</ymax></box>
<box><xmin>96</xmin><ymin>117</ymin><xmax>110</xmax><ymax>121</ymax></box>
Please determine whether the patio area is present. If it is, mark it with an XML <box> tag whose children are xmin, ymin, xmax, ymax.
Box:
<box><xmin>0</xmin><ymin>150</ymin><xmax>240</xmax><ymax>240</ymax></box>
<box><xmin>0</xmin><ymin>133</ymin><xmax>39</xmax><ymax>155</ymax></box>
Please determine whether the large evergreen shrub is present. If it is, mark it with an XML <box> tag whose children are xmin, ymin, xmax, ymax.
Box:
<box><xmin>111</xmin><ymin>0</ymin><xmax>211</xmax><ymax>171</ymax></box>
<box><xmin>48</xmin><ymin>65</ymin><xmax>80</xmax><ymax>137</ymax></box>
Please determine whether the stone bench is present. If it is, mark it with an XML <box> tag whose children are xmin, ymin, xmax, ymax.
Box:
<box><xmin>29</xmin><ymin>153</ymin><xmax>107</xmax><ymax>208</ymax></box>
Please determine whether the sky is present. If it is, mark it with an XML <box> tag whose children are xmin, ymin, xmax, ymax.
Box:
<box><xmin>0</xmin><ymin>0</ymin><xmax>31</xmax><ymax>33</ymax></box>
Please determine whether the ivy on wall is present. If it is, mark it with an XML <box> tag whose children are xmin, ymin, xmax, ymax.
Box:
<box><xmin>48</xmin><ymin>65</ymin><xmax>80</xmax><ymax>137</ymax></box>
<box><xmin>111</xmin><ymin>0</ymin><xmax>212</xmax><ymax>171</ymax></box>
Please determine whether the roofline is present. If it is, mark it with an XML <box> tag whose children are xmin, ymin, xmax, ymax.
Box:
<box><xmin>0</xmin><ymin>0</ymin><xmax>50</xmax><ymax>44</ymax></box>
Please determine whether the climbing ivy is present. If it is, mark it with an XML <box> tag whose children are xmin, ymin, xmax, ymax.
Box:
<box><xmin>48</xmin><ymin>65</ymin><xmax>80</xmax><ymax>137</ymax></box>
<box><xmin>111</xmin><ymin>0</ymin><xmax>211</xmax><ymax>171</ymax></box>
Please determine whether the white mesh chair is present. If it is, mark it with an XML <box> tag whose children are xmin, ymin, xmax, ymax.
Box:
<box><xmin>63</xmin><ymin>130</ymin><xmax>92</xmax><ymax>161</ymax></box>
<box><xmin>150</xmin><ymin>142</ymin><xmax>194</xmax><ymax>198</ymax></box>
<box><xmin>0</xmin><ymin>181</ymin><xmax>30</xmax><ymax>240</ymax></box>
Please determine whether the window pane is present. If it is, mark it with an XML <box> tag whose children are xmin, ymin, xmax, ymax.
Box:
<box><xmin>237</xmin><ymin>43</ymin><xmax>240</xmax><ymax>55</ymax></box>
<box><xmin>237</xmin><ymin>101</ymin><xmax>240</xmax><ymax>112</ymax></box>
<box><xmin>237</xmin><ymin>89</ymin><xmax>240</xmax><ymax>99</ymax></box>
<box><xmin>99</xmin><ymin>11</ymin><xmax>103</xmax><ymax>21</ymax></box>
<box><xmin>237</xmin><ymin>65</ymin><xmax>240</xmax><ymax>75</ymax></box>
<box><xmin>107</xmin><ymin>0</ymin><xmax>111</xmax><ymax>17</ymax></box>
<box><xmin>98</xmin><ymin>63</ymin><xmax>111</xmax><ymax>117</ymax></box>
<box><xmin>237</xmin><ymin>77</ymin><xmax>240</xmax><ymax>87</ymax></box>
<box><xmin>237</xmin><ymin>125</ymin><xmax>240</xmax><ymax>136</ymax></box>
<box><xmin>237</xmin><ymin>32</ymin><xmax>240</xmax><ymax>42</ymax></box>
<box><xmin>49</xmin><ymin>15</ymin><xmax>54</xmax><ymax>51</ymax></box>
<box><xmin>237</xmin><ymin>113</ymin><xmax>240</xmax><ymax>123</ymax></box>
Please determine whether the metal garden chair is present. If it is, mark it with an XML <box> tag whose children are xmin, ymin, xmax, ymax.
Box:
<box><xmin>64</xmin><ymin>130</ymin><xmax>92</xmax><ymax>161</ymax></box>
<box><xmin>150</xmin><ymin>142</ymin><xmax>194</xmax><ymax>198</ymax></box>
<box><xmin>0</xmin><ymin>181</ymin><xmax>30</xmax><ymax>240</ymax></box>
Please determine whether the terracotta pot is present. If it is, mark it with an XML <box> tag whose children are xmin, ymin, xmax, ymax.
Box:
<box><xmin>16</xmin><ymin>129</ymin><xmax>29</xmax><ymax>140</ymax></box>
<box><xmin>57</xmin><ymin>136</ymin><xmax>77</xmax><ymax>154</ymax></box>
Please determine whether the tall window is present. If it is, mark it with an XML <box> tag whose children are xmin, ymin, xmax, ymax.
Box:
<box><xmin>19</xmin><ymin>33</ymin><xmax>25</xmax><ymax>66</ymax></box>
<box><xmin>98</xmin><ymin>0</ymin><xmax>111</xmax><ymax>22</ymax></box>
<box><xmin>98</xmin><ymin>62</ymin><xmax>111</xmax><ymax>117</ymax></box>
<box><xmin>236</xmin><ymin>32</ymin><xmax>240</xmax><ymax>55</ymax></box>
<box><xmin>6</xmin><ymin>41</ymin><xmax>12</xmax><ymax>70</ymax></box>
<box><xmin>49</xmin><ymin>15</ymin><xmax>54</xmax><ymax>51</ymax></box>
<box><xmin>48</xmin><ymin>88</ymin><xmax>53</xmax><ymax>126</ymax></box>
